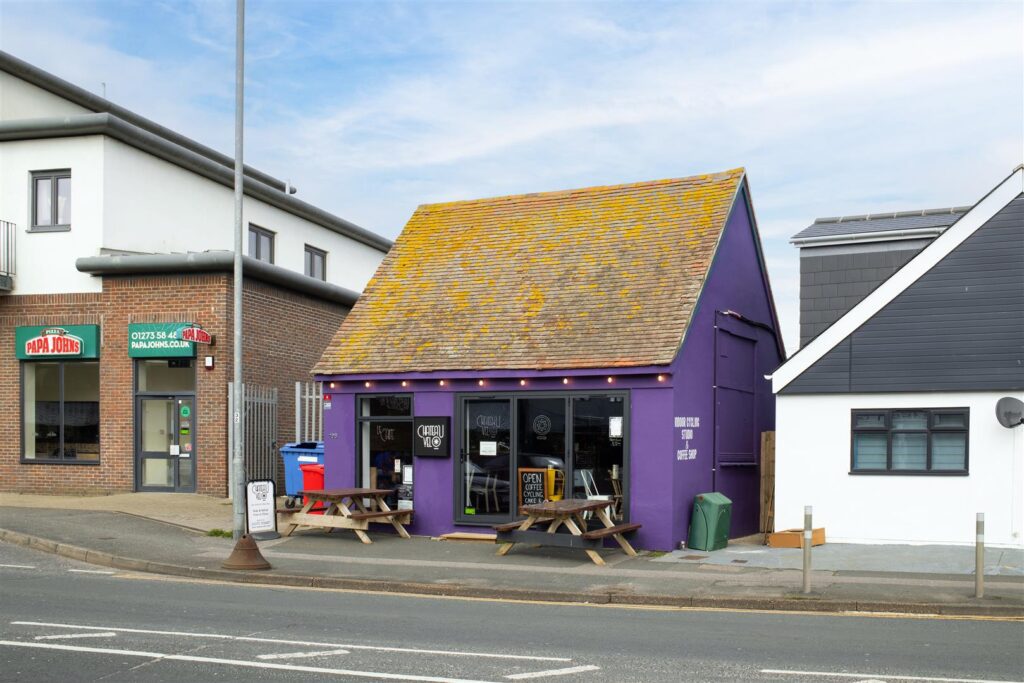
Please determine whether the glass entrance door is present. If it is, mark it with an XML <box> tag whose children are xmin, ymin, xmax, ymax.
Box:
<box><xmin>462</xmin><ymin>398</ymin><xmax>512</xmax><ymax>519</ymax></box>
<box><xmin>137</xmin><ymin>396</ymin><xmax>195</xmax><ymax>491</ymax></box>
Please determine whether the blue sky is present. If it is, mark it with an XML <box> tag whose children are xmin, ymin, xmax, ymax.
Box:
<box><xmin>2</xmin><ymin>0</ymin><xmax>1021</xmax><ymax>351</ymax></box>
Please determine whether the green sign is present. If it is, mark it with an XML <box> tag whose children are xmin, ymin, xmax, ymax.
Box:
<box><xmin>180</xmin><ymin>405</ymin><xmax>191</xmax><ymax>418</ymax></box>
<box><xmin>16</xmin><ymin>325</ymin><xmax>100</xmax><ymax>360</ymax></box>
<box><xmin>128</xmin><ymin>323</ymin><xmax>197</xmax><ymax>358</ymax></box>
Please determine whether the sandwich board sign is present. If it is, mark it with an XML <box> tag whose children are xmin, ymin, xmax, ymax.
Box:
<box><xmin>245</xmin><ymin>479</ymin><xmax>278</xmax><ymax>540</ymax></box>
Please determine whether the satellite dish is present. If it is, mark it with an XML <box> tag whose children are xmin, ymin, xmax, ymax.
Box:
<box><xmin>995</xmin><ymin>397</ymin><xmax>1024</xmax><ymax>428</ymax></box>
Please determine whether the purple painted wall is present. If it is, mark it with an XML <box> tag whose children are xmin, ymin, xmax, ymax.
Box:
<box><xmin>317</xmin><ymin>182</ymin><xmax>783</xmax><ymax>551</ymax></box>
<box><xmin>670</xmin><ymin>185</ymin><xmax>783</xmax><ymax>542</ymax></box>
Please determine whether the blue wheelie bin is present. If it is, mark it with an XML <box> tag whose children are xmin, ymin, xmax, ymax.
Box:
<box><xmin>280</xmin><ymin>442</ymin><xmax>324</xmax><ymax>508</ymax></box>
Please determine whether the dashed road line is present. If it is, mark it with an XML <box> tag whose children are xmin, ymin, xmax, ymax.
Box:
<box><xmin>67</xmin><ymin>569</ymin><xmax>116</xmax><ymax>575</ymax></box>
<box><xmin>0</xmin><ymin>564</ymin><xmax>35</xmax><ymax>569</ymax></box>
<box><xmin>35</xmin><ymin>632</ymin><xmax>117</xmax><ymax>641</ymax></box>
<box><xmin>761</xmin><ymin>669</ymin><xmax>1024</xmax><ymax>683</ymax></box>
<box><xmin>257</xmin><ymin>649</ymin><xmax>350</xmax><ymax>660</ymax></box>
<box><xmin>0</xmin><ymin>640</ymin><xmax>500</xmax><ymax>683</ymax></box>
<box><xmin>505</xmin><ymin>665</ymin><xmax>601</xmax><ymax>679</ymax></box>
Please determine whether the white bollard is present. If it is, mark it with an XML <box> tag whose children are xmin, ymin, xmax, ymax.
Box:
<box><xmin>975</xmin><ymin>512</ymin><xmax>985</xmax><ymax>599</ymax></box>
<box><xmin>802</xmin><ymin>505</ymin><xmax>812</xmax><ymax>595</ymax></box>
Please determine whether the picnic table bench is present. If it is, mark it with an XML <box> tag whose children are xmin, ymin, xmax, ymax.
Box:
<box><xmin>277</xmin><ymin>487</ymin><xmax>413</xmax><ymax>544</ymax></box>
<box><xmin>493</xmin><ymin>498</ymin><xmax>640</xmax><ymax>566</ymax></box>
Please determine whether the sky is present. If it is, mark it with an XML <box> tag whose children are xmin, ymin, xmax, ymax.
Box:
<box><xmin>1</xmin><ymin>0</ymin><xmax>1021</xmax><ymax>352</ymax></box>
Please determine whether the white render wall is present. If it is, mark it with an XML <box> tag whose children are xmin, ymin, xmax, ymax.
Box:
<box><xmin>102</xmin><ymin>138</ymin><xmax>383</xmax><ymax>293</ymax></box>
<box><xmin>775</xmin><ymin>391</ymin><xmax>1024</xmax><ymax>548</ymax></box>
<box><xmin>0</xmin><ymin>71</ymin><xmax>91</xmax><ymax>121</ymax></box>
<box><xmin>0</xmin><ymin>136</ymin><xmax>104</xmax><ymax>294</ymax></box>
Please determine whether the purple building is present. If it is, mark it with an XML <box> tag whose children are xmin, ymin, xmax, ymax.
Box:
<box><xmin>314</xmin><ymin>168</ymin><xmax>784</xmax><ymax>550</ymax></box>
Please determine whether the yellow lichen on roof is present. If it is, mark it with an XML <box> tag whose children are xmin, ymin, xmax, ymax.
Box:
<box><xmin>314</xmin><ymin>168</ymin><xmax>745</xmax><ymax>375</ymax></box>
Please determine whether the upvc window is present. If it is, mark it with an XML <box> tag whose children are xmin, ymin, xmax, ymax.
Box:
<box><xmin>851</xmin><ymin>408</ymin><xmax>968</xmax><ymax>474</ymax></box>
<box><xmin>248</xmin><ymin>225</ymin><xmax>275</xmax><ymax>263</ymax></box>
<box><xmin>22</xmin><ymin>361</ymin><xmax>100</xmax><ymax>463</ymax></box>
<box><xmin>304</xmin><ymin>245</ymin><xmax>326</xmax><ymax>281</ymax></box>
<box><xmin>31</xmin><ymin>170</ymin><xmax>71</xmax><ymax>230</ymax></box>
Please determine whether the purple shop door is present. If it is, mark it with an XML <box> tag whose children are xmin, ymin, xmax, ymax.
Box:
<box><xmin>714</xmin><ymin>326</ymin><xmax>759</xmax><ymax>536</ymax></box>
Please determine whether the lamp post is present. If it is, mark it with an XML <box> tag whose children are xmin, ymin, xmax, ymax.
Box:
<box><xmin>231</xmin><ymin>0</ymin><xmax>246</xmax><ymax>541</ymax></box>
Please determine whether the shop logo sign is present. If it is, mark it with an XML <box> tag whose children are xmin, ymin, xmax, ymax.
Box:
<box><xmin>417</xmin><ymin>423</ymin><xmax>445</xmax><ymax>450</ymax></box>
<box><xmin>414</xmin><ymin>417</ymin><xmax>451</xmax><ymax>458</ymax></box>
<box><xmin>24</xmin><ymin>327</ymin><xmax>83</xmax><ymax>356</ymax></box>
<box><xmin>174</xmin><ymin>325</ymin><xmax>212</xmax><ymax>344</ymax></box>
<box><xmin>532</xmin><ymin>415</ymin><xmax>552</xmax><ymax>437</ymax></box>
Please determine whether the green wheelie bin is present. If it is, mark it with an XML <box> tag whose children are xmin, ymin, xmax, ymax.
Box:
<box><xmin>687</xmin><ymin>492</ymin><xmax>732</xmax><ymax>551</ymax></box>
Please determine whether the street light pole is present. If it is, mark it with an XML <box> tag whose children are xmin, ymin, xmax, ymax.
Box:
<box><xmin>231</xmin><ymin>0</ymin><xmax>246</xmax><ymax>540</ymax></box>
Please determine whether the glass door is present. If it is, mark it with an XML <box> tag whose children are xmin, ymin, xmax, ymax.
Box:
<box><xmin>462</xmin><ymin>398</ymin><xmax>512</xmax><ymax>519</ymax></box>
<box><xmin>137</xmin><ymin>396</ymin><xmax>195</xmax><ymax>491</ymax></box>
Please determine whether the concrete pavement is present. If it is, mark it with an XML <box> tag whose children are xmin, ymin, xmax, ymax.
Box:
<box><xmin>0</xmin><ymin>493</ymin><xmax>1021</xmax><ymax>618</ymax></box>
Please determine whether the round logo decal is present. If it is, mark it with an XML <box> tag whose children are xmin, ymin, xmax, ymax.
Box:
<box><xmin>533</xmin><ymin>415</ymin><xmax>552</xmax><ymax>436</ymax></box>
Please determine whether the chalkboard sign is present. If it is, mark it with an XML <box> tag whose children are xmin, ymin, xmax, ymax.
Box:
<box><xmin>518</xmin><ymin>468</ymin><xmax>547</xmax><ymax>508</ymax></box>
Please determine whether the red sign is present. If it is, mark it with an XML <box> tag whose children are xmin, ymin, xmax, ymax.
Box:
<box><xmin>24</xmin><ymin>328</ymin><xmax>84</xmax><ymax>356</ymax></box>
<box><xmin>178</xmin><ymin>326</ymin><xmax>212</xmax><ymax>344</ymax></box>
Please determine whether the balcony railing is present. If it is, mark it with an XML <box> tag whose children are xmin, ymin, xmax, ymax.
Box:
<box><xmin>0</xmin><ymin>220</ymin><xmax>15</xmax><ymax>290</ymax></box>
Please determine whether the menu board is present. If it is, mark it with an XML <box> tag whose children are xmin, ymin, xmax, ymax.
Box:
<box><xmin>518</xmin><ymin>468</ymin><xmax>547</xmax><ymax>508</ymax></box>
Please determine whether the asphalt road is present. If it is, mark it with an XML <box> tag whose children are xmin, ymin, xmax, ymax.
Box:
<box><xmin>1</xmin><ymin>541</ymin><xmax>1022</xmax><ymax>683</ymax></box>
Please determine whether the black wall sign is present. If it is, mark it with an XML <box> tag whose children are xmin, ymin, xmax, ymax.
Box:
<box><xmin>413</xmin><ymin>417</ymin><xmax>451</xmax><ymax>458</ymax></box>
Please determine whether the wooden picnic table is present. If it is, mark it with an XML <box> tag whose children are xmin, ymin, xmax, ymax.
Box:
<box><xmin>277</xmin><ymin>487</ymin><xmax>414</xmax><ymax>544</ymax></box>
<box><xmin>493</xmin><ymin>498</ymin><xmax>640</xmax><ymax>566</ymax></box>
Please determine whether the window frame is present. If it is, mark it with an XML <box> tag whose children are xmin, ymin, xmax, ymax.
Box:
<box><xmin>453</xmin><ymin>390</ymin><xmax>630</xmax><ymax>526</ymax></box>
<box><xmin>850</xmin><ymin>407</ymin><xmax>969</xmax><ymax>475</ymax></box>
<box><xmin>354</xmin><ymin>393</ymin><xmax>415</xmax><ymax>489</ymax></box>
<box><xmin>20</xmin><ymin>360</ymin><xmax>101</xmax><ymax>465</ymax></box>
<box><xmin>30</xmin><ymin>169</ymin><xmax>72</xmax><ymax>232</ymax></box>
<box><xmin>248</xmin><ymin>224</ymin><xmax>275</xmax><ymax>264</ymax></box>
<box><xmin>304</xmin><ymin>244</ymin><xmax>327</xmax><ymax>281</ymax></box>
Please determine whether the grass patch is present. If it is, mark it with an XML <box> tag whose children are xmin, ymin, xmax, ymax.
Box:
<box><xmin>645</xmin><ymin>550</ymin><xmax>667</xmax><ymax>559</ymax></box>
<box><xmin>206</xmin><ymin>528</ymin><xmax>232</xmax><ymax>538</ymax></box>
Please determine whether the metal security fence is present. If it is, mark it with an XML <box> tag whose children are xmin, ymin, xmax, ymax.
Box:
<box><xmin>228</xmin><ymin>383</ymin><xmax>279</xmax><ymax>489</ymax></box>
<box><xmin>295</xmin><ymin>380</ymin><xmax>323</xmax><ymax>442</ymax></box>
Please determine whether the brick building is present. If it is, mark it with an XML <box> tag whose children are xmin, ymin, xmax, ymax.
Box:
<box><xmin>0</xmin><ymin>52</ymin><xmax>391</xmax><ymax>495</ymax></box>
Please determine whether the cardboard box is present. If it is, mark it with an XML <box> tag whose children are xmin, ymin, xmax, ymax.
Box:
<box><xmin>767</xmin><ymin>528</ymin><xmax>826</xmax><ymax>548</ymax></box>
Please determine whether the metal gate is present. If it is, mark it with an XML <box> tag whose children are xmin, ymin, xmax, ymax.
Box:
<box><xmin>227</xmin><ymin>383</ymin><xmax>279</xmax><ymax>488</ymax></box>
<box><xmin>295</xmin><ymin>380</ymin><xmax>323</xmax><ymax>442</ymax></box>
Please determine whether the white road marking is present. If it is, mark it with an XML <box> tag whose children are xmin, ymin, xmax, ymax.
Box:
<box><xmin>67</xmin><ymin>569</ymin><xmax>116</xmax><ymax>575</ymax></box>
<box><xmin>258</xmin><ymin>649</ymin><xmax>350</xmax><ymax>660</ymax></box>
<box><xmin>0</xmin><ymin>564</ymin><xmax>35</xmax><ymax>569</ymax></box>
<box><xmin>761</xmin><ymin>669</ymin><xmax>1024</xmax><ymax>683</ymax></box>
<box><xmin>0</xmin><ymin>640</ymin><xmax>499</xmax><ymax>683</ymax></box>
<box><xmin>505</xmin><ymin>665</ymin><xmax>601</xmax><ymax>679</ymax></box>
<box><xmin>35</xmin><ymin>632</ymin><xmax>118</xmax><ymax>641</ymax></box>
<box><xmin>11</xmin><ymin>621</ymin><xmax>569</xmax><ymax>662</ymax></box>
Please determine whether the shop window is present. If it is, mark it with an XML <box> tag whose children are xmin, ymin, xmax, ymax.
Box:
<box><xmin>31</xmin><ymin>170</ymin><xmax>71</xmax><ymax>231</ymax></box>
<box><xmin>457</xmin><ymin>393</ymin><xmax>627</xmax><ymax>523</ymax></box>
<box><xmin>851</xmin><ymin>408</ymin><xmax>968</xmax><ymax>474</ymax></box>
<box><xmin>137</xmin><ymin>359</ymin><xmax>196</xmax><ymax>393</ymax></box>
<box><xmin>22</xmin><ymin>361</ymin><xmax>99</xmax><ymax>463</ymax></box>
<box><xmin>305</xmin><ymin>245</ymin><xmax>326</xmax><ymax>281</ymax></box>
<box><xmin>358</xmin><ymin>395</ymin><xmax>414</xmax><ymax>509</ymax></box>
<box><xmin>248</xmin><ymin>224</ymin><xmax>274</xmax><ymax>263</ymax></box>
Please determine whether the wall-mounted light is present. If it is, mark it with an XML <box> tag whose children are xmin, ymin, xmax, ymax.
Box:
<box><xmin>606</xmin><ymin>377</ymin><xmax>614</xmax><ymax>383</ymax></box>
<box><xmin>364</xmin><ymin>381</ymin><xmax>371</xmax><ymax>388</ymax></box>
<box><xmin>439</xmin><ymin>380</ymin><xmax>446</xmax><ymax>387</ymax></box>
<box><xmin>657</xmin><ymin>374</ymin><xmax>665</xmax><ymax>382</ymax></box>
<box><xmin>401</xmin><ymin>380</ymin><xmax>408</xmax><ymax>387</ymax></box>
<box><xmin>562</xmin><ymin>378</ymin><xmax>569</xmax><ymax>385</ymax></box>
<box><xmin>329</xmin><ymin>382</ymin><xmax>336</xmax><ymax>389</ymax></box>
<box><xmin>519</xmin><ymin>379</ymin><xmax>527</xmax><ymax>386</ymax></box>
<box><xmin>478</xmin><ymin>379</ymin><xmax>485</xmax><ymax>387</ymax></box>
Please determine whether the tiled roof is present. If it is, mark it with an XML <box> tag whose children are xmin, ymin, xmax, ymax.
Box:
<box><xmin>314</xmin><ymin>168</ymin><xmax>745</xmax><ymax>375</ymax></box>
<box><xmin>792</xmin><ymin>207</ymin><xmax>969</xmax><ymax>241</ymax></box>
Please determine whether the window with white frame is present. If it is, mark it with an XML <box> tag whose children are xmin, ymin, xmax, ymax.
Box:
<box><xmin>851</xmin><ymin>408</ymin><xmax>968</xmax><ymax>474</ymax></box>
<box><xmin>31</xmin><ymin>170</ymin><xmax>71</xmax><ymax>230</ymax></box>
<box><xmin>304</xmin><ymin>245</ymin><xmax>326</xmax><ymax>280</ymax></box>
